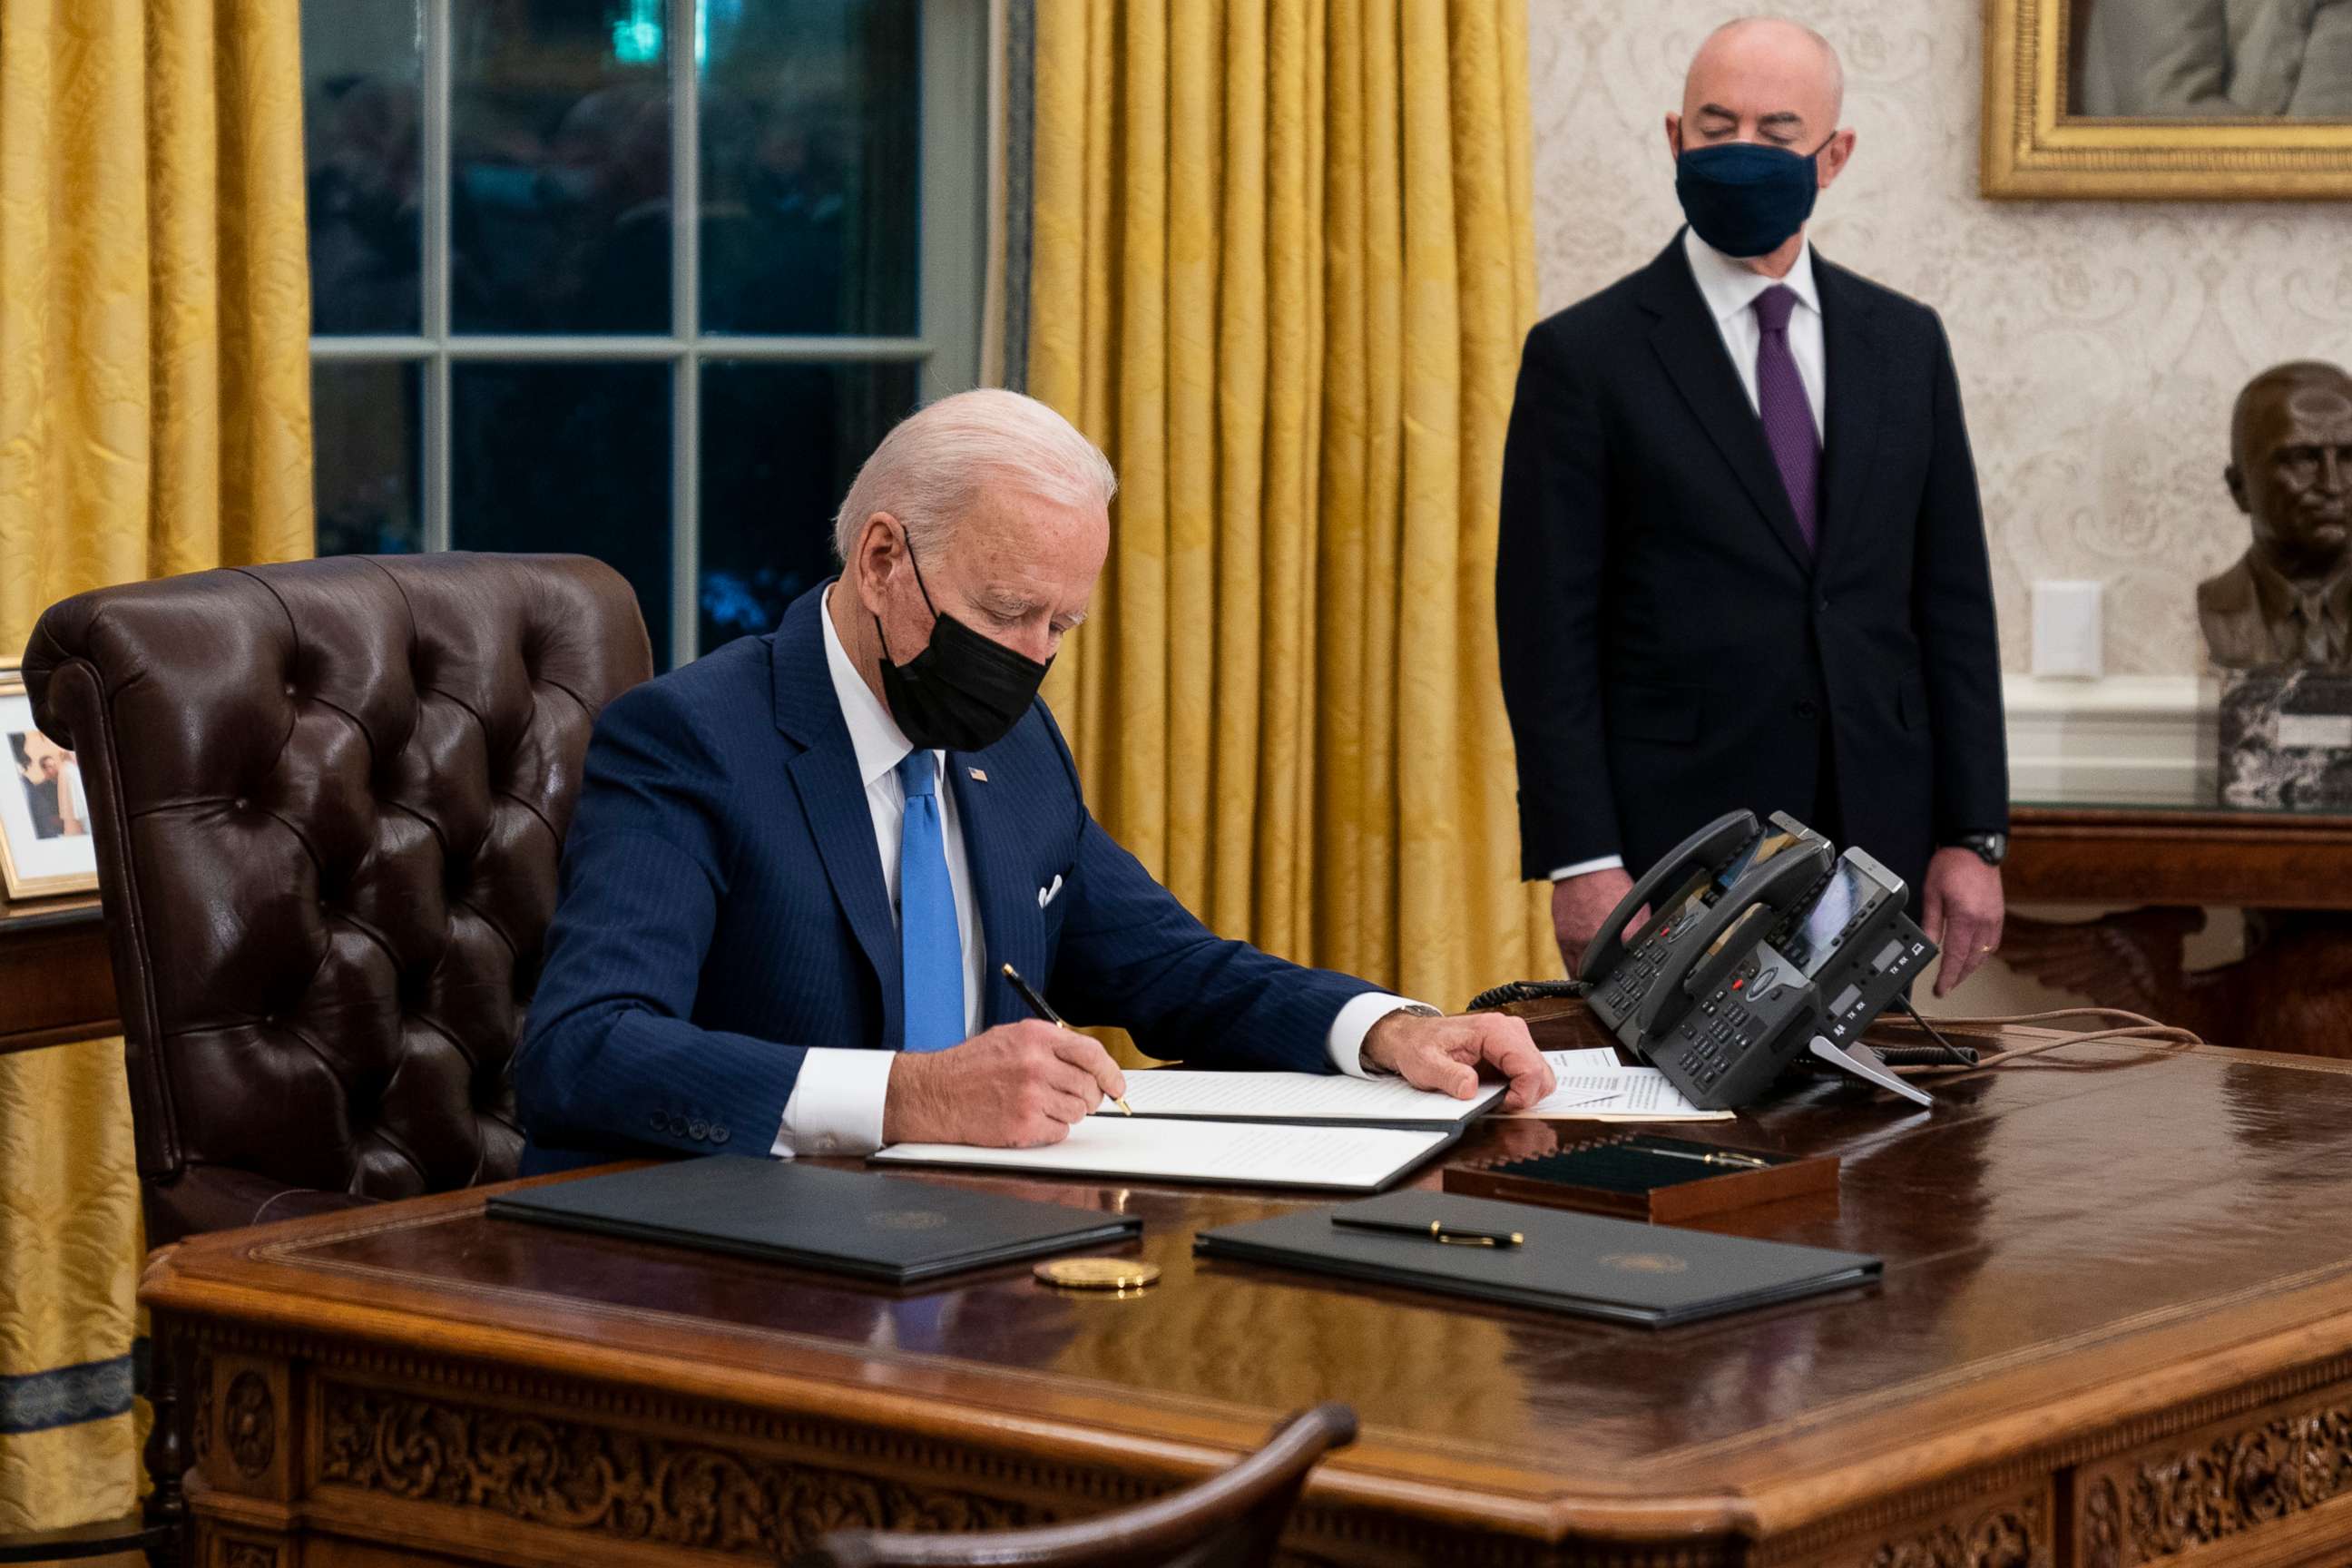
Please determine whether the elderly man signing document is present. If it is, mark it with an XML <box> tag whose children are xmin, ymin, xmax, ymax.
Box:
<box><xmin>514</xmin><ymin>389</ymin><xmax>1552</xmax><ymax>1168</ymax></box>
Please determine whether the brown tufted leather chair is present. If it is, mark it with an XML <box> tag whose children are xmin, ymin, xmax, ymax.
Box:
<box><xmin>22</xmin><ymin>554</ymin><xmax>652</xmax><ymax>1245</ymax></box>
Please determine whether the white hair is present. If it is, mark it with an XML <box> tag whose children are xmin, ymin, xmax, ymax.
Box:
<box><xmin>832</xmin><ymin>388</ymin><xmax>1119</xmax><ymax>564</ymax></box>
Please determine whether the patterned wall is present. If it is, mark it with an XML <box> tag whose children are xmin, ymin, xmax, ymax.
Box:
<box><xmin>1525</xmin><ymin>0</ymin><xmax>2352</xmax><ymax>676</ymax></box>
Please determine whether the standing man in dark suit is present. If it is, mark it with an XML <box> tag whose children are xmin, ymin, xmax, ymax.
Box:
<box><xmin>1496</xmin><ymin>17</ymin><xmax>2008</xmax><ymax>996</ymax></box>
<box><xmin>516</xmin><ymin>389</ymin><xmax>1551</xmax><ymax>1168</ymax></box>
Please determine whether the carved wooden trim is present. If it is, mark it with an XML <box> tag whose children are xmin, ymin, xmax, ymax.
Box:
<box><xmin>2073</xmin><ymin>1388</ymin><xmax>2352</xmax><ymax>1565</ymax></box>
<box><xmin>315</xmin><ymin>1380</ymin><xmax>1039</xmax><ymax>1556</ymax></box>
<box><xmin>191</xmin><ymin>1349</ymin><xmax>214</xmax><ymax>1469</ymax></box>
<box><xmin>203</xmin><ymin>1352</ymin><xmax>294</xmax><ymax>1504</ymax></box>
<box><xmin>223</xmin><ymin>1372</ymin><xmax>274</xmax><ymax>1478</ymax></box>
<box><xmin>199</xmin><ymin>1521</ymin><xmax>286</xmax><ymax>1568</ymax></box>
<box><xmin>1979</xmin><ymin>1348</ymin><xmax>2352</xmax><ymax>1491</ymax></box>
<box><xmin>1279</xmin><ymin>1505</ymin><xmax>1726</xmax><ymax>1567</ymax></box>
<box><xmin>1859</xmin><ymin>1494</ymin><xmax>2046</xmax><ymax>1568</ymax></box>
<box><xmin>1759</xmin><ymin>1481</ymin><xmax>2051</xmax><ymax>1568</ymax></box>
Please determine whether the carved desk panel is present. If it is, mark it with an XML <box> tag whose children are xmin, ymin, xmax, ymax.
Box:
<box><xmin>142</xmin><ymin>1023</ymin><xmax>2352</xmax><ymax>1568</ymax></box>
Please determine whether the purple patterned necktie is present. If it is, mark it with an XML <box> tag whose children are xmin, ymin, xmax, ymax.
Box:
<box><xmin>1752</xmin><ymin>284</ymin><xmax>1820</xmax><ymax>552</ymax></box>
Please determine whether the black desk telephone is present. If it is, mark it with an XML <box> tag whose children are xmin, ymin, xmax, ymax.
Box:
<box><xmin>1579</xmin><ymin>811</ymin><xmax>1938</xmax><ymax>1111</ymax></box>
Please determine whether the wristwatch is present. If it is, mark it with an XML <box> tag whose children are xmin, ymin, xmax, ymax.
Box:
<box><xmin>1950</xmin><ymin>832</ymin><xmax>2007</xmax><ymax>867</ymax></box>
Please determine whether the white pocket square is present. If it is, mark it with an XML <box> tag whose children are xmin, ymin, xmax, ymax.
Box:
<box><xmin>1038</xmin><ymin>874</ymin><xmax>1064</xmax><ymax>908</ymax></box>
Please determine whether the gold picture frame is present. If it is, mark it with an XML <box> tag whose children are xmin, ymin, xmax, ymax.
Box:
<box><xmin>0</xmin><ymin>661</ymin><xmax>102</xmax><ymax>899</ymax></box>
<box><xmin>1983</xmin><ymin>0</ymin><xmax>2352</xmax><ymax>199</ymax></box>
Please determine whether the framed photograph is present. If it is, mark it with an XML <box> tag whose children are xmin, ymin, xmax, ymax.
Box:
<box><xmin>0</xmin><ymin>662</ymin><xmax>100</xmax><ymax>898</ymax></box>
<box><xmin>1984</xmin><ymin>0</ymin><xmax>2352</xmax><ymax>199</ymax></box>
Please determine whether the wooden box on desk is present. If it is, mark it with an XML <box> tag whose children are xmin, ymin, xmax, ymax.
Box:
<box><xmin>1444</xmin><ymin>1134</ymin><xmax>1839</xmax><ymax>1223</ymax></box>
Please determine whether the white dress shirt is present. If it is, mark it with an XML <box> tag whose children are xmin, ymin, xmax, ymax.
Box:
<box><xmin>1546</xmin><ymin>230</ymin><xmax>1828</xmax><ymax>885</ymax></box>
<box><xmin>775</xmin><ymin>593</ymin><xmax>1417</xmax><ymax>1157</ymax></box>
<box><xmin>1680</xmin><ymin>226</ymin><xmax>1827</xmax><ymax>434</ymax></box>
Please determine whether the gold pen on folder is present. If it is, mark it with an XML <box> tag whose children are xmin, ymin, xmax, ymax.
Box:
<box><xmin>1001</xmin><ymin>962</ymin><xmax>1132</xmax><ymax>1114</ymax></box>
<box><xmin>1332</xmin><ymin>1215</ymin><xmax>1524</xmax><ymax>1248</ymax></box>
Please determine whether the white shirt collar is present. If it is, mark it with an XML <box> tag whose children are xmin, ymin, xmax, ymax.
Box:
<box><xmin>1681</xmin><ymin>226</ymin><xmax>1821</xmax><ymax>326</ymax></box>
<box><xmin>819</xmin><ymin>582</ymin><xmax>929</xmax><ymax>790</ymax></box>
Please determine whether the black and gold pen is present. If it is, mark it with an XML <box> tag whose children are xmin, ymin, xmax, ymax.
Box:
<box><xmin>1002</xmin><ymin>962</ymin><xmax>1132</xmax><ymax>1114</ymax></box>
<box><xmin>1627</xmin><ymin>1142</ymin><xmax>1770</xmax><ymax>1170</ymax></box>
<box><xmin>1331</xmin><ymin>1215</ymin><xmax>1524</xmax><ymax>1248</ymax></box>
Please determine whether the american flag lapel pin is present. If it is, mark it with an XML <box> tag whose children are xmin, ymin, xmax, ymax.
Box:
<box><xmin>968</xmin><ymin>767</ymin><xmax>988</xmax><ymax>782</ymax></box>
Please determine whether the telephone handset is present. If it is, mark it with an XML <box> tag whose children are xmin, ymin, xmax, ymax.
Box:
<box><xmin>1632</xmin><ymin>840</ymin><xmax>1831</xmax><ymax>1044</ymax></box>
<box><xmin>1575</xmin><ymin>809</ymin><xmax>1757</xmax><ymax>985</ymax></box>
<box><xmin>1576</xmin><ymin>808</ymin><xmax>1943</xmax><ymax>1110</ymax></box>
<box><xmin>1582</xmin><ymin>809</ymin><xmax>1829</xmax><ymax>1046</ymax></box>
<box><xmin>1645</xmin><ymin>844</ymin><xmax>1940</xmax><ymax>1110</ymax></box>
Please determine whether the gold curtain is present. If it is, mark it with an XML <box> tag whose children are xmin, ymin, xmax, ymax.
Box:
<box><xmin>1024</xmin><ymin>0</ymin><xmax>1556</xmax><ymax>1033</ymax></box>
<box><xmin>0</xmin><ymin>0</ymin><xmax>312</xmax><ymax>1531</ymax></box>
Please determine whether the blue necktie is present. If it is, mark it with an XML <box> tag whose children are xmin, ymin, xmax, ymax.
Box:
<box><xmin>895</xmin><ymin>750</ymin><xmax>965</xmax><ymax>1053</ymax></box>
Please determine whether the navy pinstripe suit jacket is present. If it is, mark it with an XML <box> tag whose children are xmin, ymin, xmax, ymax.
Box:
<box><xmin>513</xmin><ymin>583</ymin><xmax>1378</xmax><ymax>1170</ymax></box>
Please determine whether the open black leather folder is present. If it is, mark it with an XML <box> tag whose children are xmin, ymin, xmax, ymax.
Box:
<box><xmin>490</xmin><ymin>1159</ymin><xmax>1140</xmax><ymax>1284</ymax></box>
<box><xmin>1194</xmin><ymin>1191</ymin><xmax>1879</xmax><ymax>1328</ymax></box>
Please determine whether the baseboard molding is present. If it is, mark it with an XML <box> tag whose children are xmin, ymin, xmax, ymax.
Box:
<box><xmin>2003</xmin><ymin>673</ymin><xmax>2214</xmax><ymax>806</ymax></box>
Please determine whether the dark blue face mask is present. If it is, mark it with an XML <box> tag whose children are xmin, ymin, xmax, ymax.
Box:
<box><xmin>1673</xmin><ymin>136</ymin><xmax>1831</xmax><ymax>259</ymax></box>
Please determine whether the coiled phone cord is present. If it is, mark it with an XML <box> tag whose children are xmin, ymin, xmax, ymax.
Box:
<box><xmin>1465</xmin><ymin>978</ymin><xmax>1590</xmax><ymax>1013</ymax></box>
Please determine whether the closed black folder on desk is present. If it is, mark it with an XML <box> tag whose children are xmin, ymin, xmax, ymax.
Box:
<box><xmin>490</xmin><ymin>1159</ymin><xmax>1140</xmax><ymax>1284</ymax></box>
<box><xmin>1195</xmin><ymin>1191</ymin><xmax>1878</xmax><ymax>1328</ymax></box>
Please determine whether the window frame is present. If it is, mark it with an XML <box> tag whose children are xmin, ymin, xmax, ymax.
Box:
<box><xmin>308</xmin><ymin>0</ymin><xmax>985</xmax><ymax>668</ymax></box>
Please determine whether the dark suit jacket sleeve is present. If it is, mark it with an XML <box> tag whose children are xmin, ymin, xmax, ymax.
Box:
<box><xmin>1034</xmin><ymin>715</ymin><xmax>1380</xmax><ymax>1073</ymax></box>
<box><xmin>1911</xmin><ymin>316</ymin><xmax>2010</xmax><ymax>840</ymax></box>
<box><xmin>513</xmin><ymin>681</ymin><xmax>802</xmax><ymax>1158</ymax></box>
<box><xmin>1496</xmin><ymin>319</ymin><xmax>1620</xmax><ymax>877</ymax></box>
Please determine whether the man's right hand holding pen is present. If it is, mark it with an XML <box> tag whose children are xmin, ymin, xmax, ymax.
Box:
<box><xmin>880</xmin><ymin>963</ymin><xmax>1133</xmax><ymax>1148</ymax></box>
<box><xmin>881</xmin><ymin>1021</ymin><xmax>1129</xmax><ymax>1148</ymax></box>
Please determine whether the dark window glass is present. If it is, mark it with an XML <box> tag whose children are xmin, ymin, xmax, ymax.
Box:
<box><xmin>312</xmin><ymin>362</ymin><xmax>423</xmax><ymax>555</ymax></box>
<box><xmin>701</xmin><ymin>0</ymin><xmax>919</xmax><ymax>336</ymax></box>
<box><xmin>452</xmin><ymin>362</ymin><xmax>673</xmax><ymax>660</ymax></box>
<box><xmin>450</xmin><ymin>0</ymin><xmax>672</xmax><ymax>334</ymax></box>
<box><xmin>302</xmin><ymin>1</ymin><xmax>424</xmax><ymax>333</ymax></box>
<box><xmin>698</xmin><ymin>360</ymin><xmax>918</xmax><ymax>649</ymax></box>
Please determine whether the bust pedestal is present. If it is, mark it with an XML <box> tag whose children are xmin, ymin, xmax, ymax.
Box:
<box><xmin>2220</xmin><ymin>668</ymin><xmax>2352</xmax><ymax>808</ymax></box>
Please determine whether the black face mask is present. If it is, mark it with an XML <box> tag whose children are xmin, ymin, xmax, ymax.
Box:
<box><xmin>873</xmin><ymin>543</ymin><xmax>1052</xmax><ymax>752</ymax></box>
<box><xmin>1673</xmin><ymin>134</ymin><xmax>1833</xmax><ymax>259</ymax></box>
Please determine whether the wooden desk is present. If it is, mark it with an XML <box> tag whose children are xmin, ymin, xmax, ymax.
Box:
<box><xmin>2008</xmin><ymin>802</ymin><xmax>2352</xmax><ymax>909</ymax></box>
<box><xmin>2001</xmin><ymin>806</ymin><xmax>2352</xmax><ymax>1058</ymax></box>
<box><xmin>0</xmin><ymin>893</ymin><xmax>117</xmax><ymax>1054</ymax></box>
<box><xmin>143</xmin><ymin>1015</ymin><xmax>2352</xmax><ymax>1568</ymax></box>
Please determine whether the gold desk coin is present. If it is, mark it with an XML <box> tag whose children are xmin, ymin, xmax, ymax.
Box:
<box><xmin>1034</xmin><ymin>1258</ymin><xmax>1161</xmax><ymax>1292</ymax></box>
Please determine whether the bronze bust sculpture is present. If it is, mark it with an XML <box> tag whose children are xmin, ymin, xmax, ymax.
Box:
<box><xmin>2199</xmin><ymin>360</ymin><xmax>2352</xmax><ymax>669</ymax></box>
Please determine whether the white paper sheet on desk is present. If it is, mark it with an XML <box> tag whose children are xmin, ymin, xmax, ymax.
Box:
<box><xmin>1114</xmin><ymin>1068</ymin><xmax>1502</xmax><ymax>1123</ymax></box>
<box><xmin>1498</xmin><ymin>1047</ymin><xmax>1736</xmax><ymax>1122</ymax></box>
<box><xmin>870</xmin><ymin>1116</ymin><xmax>1453</xmax><ymax>1191</ymax></box>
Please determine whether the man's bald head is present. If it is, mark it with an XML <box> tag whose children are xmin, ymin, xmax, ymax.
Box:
<box><xmin>1663</xmin><ymin>15</ymin><xmax>1856</xmax><ymax>270</ymax></box>
<box><xmin>1681</xmin><ymin>16</ymin><xmax>1846</xmax><ymax>150</ymax></box>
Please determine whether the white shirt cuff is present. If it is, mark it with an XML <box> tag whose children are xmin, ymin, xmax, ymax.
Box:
<box><xmin>1549</xmin><ymin>855</ymin><xmax>1625</xmax><ymax>881</ymax></box>
<box><xmin>772</xmin><ymin>1048</ymin><xmax>895</xmax><ymax>1157</ymax></box>
<box><xmin>1327</xmin><ymin>993</ymin><xmax>1427</xmax><ymax>1077</ymax></box>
